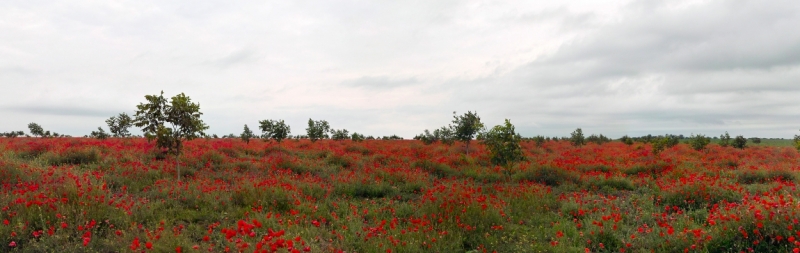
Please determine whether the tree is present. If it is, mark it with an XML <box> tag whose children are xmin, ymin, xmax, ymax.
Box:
<box><xmin>732</xmin><ymin>135</ymin><xmax>747</xmax><ymax>149</ymax></box>
<box><xmin>450</xmin><ymin>111</ymin><xmax>484</xmax><ymax>155</ymax></box>
<box><xmin>241</xmin><ymin>124</ymin><xmax>254</xmax><ymax>144</ymax></box>
<box><xmin>570</xmin><ymin>128</ymin><xmax>585</xmax><ymax>147</ymax></box>
<box><xmin>106</xmin><ymin>113</ymin><xmax>133</xmax><ymax>137</ymax></box>
<box><xmin>795</xmin><ymin>130</ymin><xmax>800</xmax><ymax>151</ymax></box>
<box><xmin>619</xmin><ymin>135</ymin><xmax>634</xmax><ymax>145</ymax></box>
<box><xmin>134</xmin><ymin>91</ymin><xmax>208</xmax><ymax>181</ymax></box>
<box><xmin>719</xmin><ymin>132</ymin><xmax>732</xmax><ymax>147</ymax></box>
<box><xmin>482</xmin><ymin>119</ymin><xmax>525</xmax><ymax>169</ymax></box>
<box><xmin>28</xmin><ymin>123</ymin><xmax>44</xmax><ymax>137</ymax></box>
<box><xmin>331</xmin><ymin>129</ymin><xmax>349</xmax><ymax>140</ymax></box>
<box><xmin>414</xmin><ymin>129</ymin><xmax>438</xmax><ymax>145</ymax></box>
<box><xmin>436</xmin><ymin>126</ymin><xmax>455</xmax><ymax>146</ymax></box>
<box><xmin>688</xmin><ymin>134</ymin><xmax>710</xmax><ymax>151</ymax></box>
<box><xmin>259</xmin><ymin>119</ymin><xmax>291</xmax><ymax>144</ymax></box>
<box><xmin>90</xmin><ymin>127</ymin><xmax>110</xmax><ymax>140</ymax></box>
<box><xmin>351</xmin><ymin>132</ymin><xmax>365</xmax><ymax>142</ymax></box>
<box><xmin>306</xmin><ymin>119</ymin><xmax>330</xmax><ymax>142</ymax></box>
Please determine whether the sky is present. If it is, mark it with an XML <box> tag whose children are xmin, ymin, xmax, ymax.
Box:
<box><xmin>2</xmin><ymin>0</ymin><xmax>800</xmax><ymax>138</ymax></box>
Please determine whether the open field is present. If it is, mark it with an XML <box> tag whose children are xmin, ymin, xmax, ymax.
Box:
<box><xmin>2</xmin><ymin>138</ymin><xmax>800</xmax><ymax>252</ymax></box>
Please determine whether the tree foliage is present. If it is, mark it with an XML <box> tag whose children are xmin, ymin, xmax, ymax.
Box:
<box><xmin>331</xmin><ymin>129</ymin><xmax>349</xmax><ymax>140</ymax></box>
<box><xmin>241</xmin><ymin>124</ymin><xmax>254</xmax><ymax>144</ymax></box>
<box><xmin>259</xmin><ymin>119</ymin><xmax>291</xmax><ymax>143</ymax></box>
<box><xmin>351</xmin><ymin>132</ymin><xmax>365</xmax><ymax>142</ymax></box>
<box><xmin>106</xmin><ymin>113</ymin><xmax>133</xmax><ymax>137</ymax></box>
<box><xmin>28</xmin><ymin>123</ymin><xmax>44</xmax><ymax>137</ymax></box>
<box><xmin>732</xmin><ymin>135</ymin><xmax>747</xmax><ymax>149</ymax></box>
<box><xmin>1</xmin><ymin>131</ymin><xmax>24</xmax><ymax>138</ymax></box>
<box><xmin>90</xmin><ymin>127</ymin><xmax>110</xmax><ymax>140</ymax></box>
<box><xmin>481</xmin><ymin>119</ymin><xmax>525</xmax><ymax>168</ymax></box>
<box><xmin>570</xmin><ymin>128</ymin><xmax>585</xmax><ymax>147</ymax></box>
<box><xmin>306</xmin><ymin>119</ymin><xmax>330</xmax><ymax>142</ymax></box>
<box><xmin>450</xmin><ymin>111</ymin><xmax>484</xmax><ymax>154</ymax></box>
<box><xmin>719</xmin><ymin>132</ymin><xmax>732</xmax><ymax>147</ymax></box>
<box><xmin>689</xmin><ymin>134</ymin><xmax>711</xmax><ymax>151</ymax></box>
<box><xmin>134</xmin><ymin>91</ymin><xmax>208</xmax><ymax>155</ymax></box>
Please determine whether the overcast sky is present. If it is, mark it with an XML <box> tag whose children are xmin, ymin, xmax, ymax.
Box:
<box><xmin>2</xmin><ymin>0</ymin><xmax>800</xmax><ymax>138</ymax></box>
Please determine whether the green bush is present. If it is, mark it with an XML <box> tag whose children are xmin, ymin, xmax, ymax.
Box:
<box><xmin>737</xmin><ymin>169</ymin><xmax>795</xmax><ymax>184</ymax></box>
<box><xmin>412</xmin><ymin>160</ymin><xmax>458</xmax><ymax>178</ymax></box>
<box><xmin>513</xmin><ymin>166</ymin><xmax>579</xmax><ymax>186</ymax></box>
<box><xmin>47</xmin><ymin>148</ymin><xmax>100</xmax><ymax>165</ymax></box>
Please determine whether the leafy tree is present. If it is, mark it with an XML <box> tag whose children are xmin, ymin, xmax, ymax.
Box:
<box><xmin>532</xmin><ymin>135</ymin><xmax>546</xmax><ymax>147</ymax></box>
<box><xmin>241</xmin><ymin>124</ymin><xmax>254</xmax><ymax>144</ymax></box>
<box><xmin>450</xmin><ymin>111</ymin><xmax>484</xmax><ymax>155</ymax></box>
<box><xmin>482</xmin><ymin>119</ymin><xmax>525</xmax><ymax>168</ymax></box>
<box><xmin>306</xmin><ymin>119</ymin><xmax>330</xmax><ymax>142</ymax></box>
<box><xmin>134</xmin><ymin>91</ymin><xmax>208</xmax><ymax>181</ymax></box>
<box><xmin>106</xmin><ymin>113</ymin><xmax>133</xmax><ymax>137</ymax></box>
<box><xmin>381</xmin><ymin>135</ymin><xmax>403</xmax><ymax>140</ymax></box>
<box><xmin>688</xmin><ymin>134</ymin><xmax>710</xmax><ymax>151</ymax></box>
<box><xmin>719</xmin><ymin>132</ymin><xmax>732</xmax><ymax>147</ymax></box>
<box><xmin>619</xmin><ymin>135</ymin><xmax>634</xmax><ymax>145</ymax></box>
<box><xmin>259</xmin><ymin>119</ymin><xmax>291</xmax><ymax>144</ymax></box>
<box><xmin>570</xmin><ymin>128</ymin><xmax>585</xmax><ymax>147</ymax></box>
<box><xmin>732</xmin><ymin>135</ymin><xmax>747</xmax><ymax>149</ymax></box>
<box><xmin>750</xmin><ymin>137</ymin><xmax>761</xmax><ymax>144</ymax></box>
<box><xmin>435</xmin><ymin>127</ymin><xmax>455</xmax><ymax>146</ymax></box>
<box><xmin>1</xmin><ymin>131</ymin><xmax>24</xmax><ymax>138</ymax></box>
<box><xmin>331</xmin><ymin>129</ymin><xmax>349</xmax><ymax>140</ymax></box>
<box><xmin>351</xmin><ymin>132</ymin><xmax>365</xmax><ymax>142</ymax></box>
<box><xmin>90</xmin><ymin>127</ymin><xmax>110</xmax><ymax>140</ymax></box>
<box><xmin>28</xmin><ymin>123</ymin><xmax>44</xmax><ymax>137</ymax></box>
<box><xmin>586</xmin><ymin>134</ymin><xmax>611</xmax><ymax>145</ymax></box>
<box><xmin>414</xmin><ymin>129</ymin><xmax>438</xmax><ymax>145</ymax></box>
<box><xmin>794</xmin><ymin>131</ymin><xmax>800</xmax><ymax>151</ymax></box>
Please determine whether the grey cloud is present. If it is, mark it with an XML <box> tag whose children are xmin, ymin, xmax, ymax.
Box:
<box><xmin>341</xmin><ymin>76</ymin><xmax>418</xmax><ymax>90</ymax></box>
<box><xmin>3</xmin><ymin>105</ymin><xmax>119</xmax><ymax>118</ymax></box>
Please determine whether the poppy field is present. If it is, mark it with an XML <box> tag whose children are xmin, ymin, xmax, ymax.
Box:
<box><xmin>2</xmin><ymin>137</ymin><xmax>800</xmax><ymax>252</ymax></box>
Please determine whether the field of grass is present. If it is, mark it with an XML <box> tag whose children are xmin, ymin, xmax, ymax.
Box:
<box><xmin>2</xmin><ymin>137</ymin><xmax>800</xmax><ymax>252</ymax></box>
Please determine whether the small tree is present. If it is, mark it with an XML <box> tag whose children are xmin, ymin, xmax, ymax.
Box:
<box><xmin>241</xmin><ymin>124</ymin><xmax>254</xmax><ymax>144</ymax></box>
<box><xmin>794</xmin><ymin>131</ymin><xmax>800</xmax><ymax>151</ymax></box>
<box><xmin>570</xmin><ymin>128</ymin><xmax>585</xmax><ymax>147</ymax></box>
<box><xmin>415</xmin><ymin>129</ymin><xmax>438</xmax><ymax>145</ymax></box>
<box><xmin>450</xmin><ymin>111</ymin><xmax>484</xmax><ymax>155</ymax></box>
<box><xmin>90</xmin><ymin>127</ymin><xmax>110</xmax><ymax>140</ymax></box>
<box><xmin>306</xmin><ymin>119</ymin><xmax>330</xmax><ymax>142</ymax></box>
<box><xmin>28</xmin><ymin>123</ymin><xmax>44</xmax><ymax>137</ymax></box>
<box><xmin>436</xmin><ymin>127</ymin><xmax>455</xmax><ymax>146</ymax></box>
<box><xmin>134</xmin><ymin>91</ymin><xmax>208</xmax><ymax>181</ymax></box>
<box><xmin>732</xmin><ymin>135</ymin><xmax>747</xmax><ymax>149</ymax></box>
<box><xmin>259</xmin><ymin>119</ymin><xmax>291</xmax><ymax>144</ymax></box>
<box><xmin>482</xmin><ymin>119</ymin><xmax>525</xmax><ymax>169</ymax></box>
<box><xmin>619</xmin><ymin>135</ymin><xmax>634</xmax><ymax>145</ymax></box>
<box><xmin>106</xmin><ymin>113</ymin><xmax>133</xmax><ymax>137</ymax></box>
<box><xmin>689</xmin><ymin>134</ymin><xmax>710</xmax><ymax>151</ymax></box>
<box><xmin>719</xmin><ymin>132</ymin><xmax>732</xmax><ymax>147</ymax></box>
<box><xmin>331</xmin><ymin>129</ymin><xmax>349</xmax><ymax>140</ymax></box>
<box><xmin>750</xmin><ymin>137</ymin><xmax>761</xmax><ymax>144</ymax></box>
<box><xmin>351</xmin><ymin>132</ymin><xmax>365</xmax><ymax>142</ymax></box>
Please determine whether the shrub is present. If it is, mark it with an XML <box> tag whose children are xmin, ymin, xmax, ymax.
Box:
<box><xmin>412</xmin><ymin>160</ymin><xmax>458</xmax><ymax>178</ymax></box>
<box><xmin>47</xmin><ymin>148</ymin><xmax>100</xmax><ymax>166</ymax></box>
<box><xmin>481</xmin><ymin>119</ymin><xmax>525</xmax><ymax>168</ymax></box>
<box><xmin>688</xmin><ymin>134</ymin><xmax>711</xmax><ymax>151</ymax></box>
<box><xmin>513</xmin><ymin>166</ymin><xmax>578</xmax><ymax>186</ymax></box>
<box><xmin>732</xmin><ymin>135</ymin><xmax>747</xmax><ymax>149</ymax></box>
<box><xmin>330</xmin><ymin>128</ymin><xmax>349</xmax><ymax>140</ymax></box>
<box><xmin>737</xmin><ymin>169</ymin><xmax>795</xmax><ymax>184</ymax></box>
<box><xmin>719</xmin><ymin>132</ymin><xmax>731</xmax><ymax>147</ymax></box>
<box><xmin>570</xmin><ymin>128</ymin><xmax>585</xmax><ymax>146</ymax></box>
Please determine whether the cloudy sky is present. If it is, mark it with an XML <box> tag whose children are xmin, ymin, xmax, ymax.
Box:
<box><xmin>2</xmin><ymin>0</ymin><xmax>800</xmax><ymax>138</ymax></box>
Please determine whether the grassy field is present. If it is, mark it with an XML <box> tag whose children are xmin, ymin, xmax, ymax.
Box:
<box><xmin>2</xmin><ymin>137</ymin><xmax>800</xmax><ymax>252</ymax></box>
